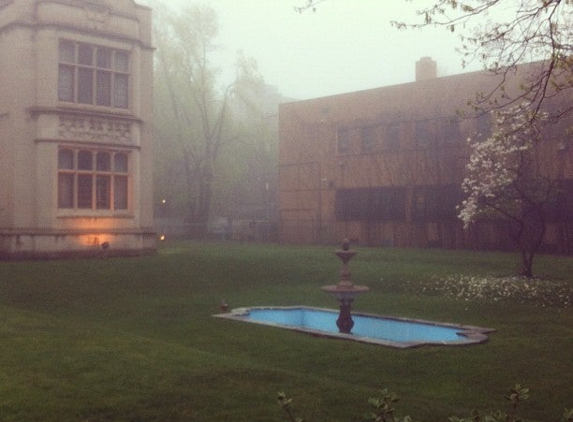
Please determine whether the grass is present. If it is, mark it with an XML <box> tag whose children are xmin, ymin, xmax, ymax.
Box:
<box><xmin>0</xmin><ymin>241</ymin><xmax>571</xmax><ymax>422</ymax></box>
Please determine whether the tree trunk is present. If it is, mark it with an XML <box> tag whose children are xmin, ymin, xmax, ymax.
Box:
<box><xmin>520</xmin><ymin>250</ymin><xmax>534</xmax><ymax>278</ymax></box>
<box><xmin>514</xmin><ymin>206</ymin><xmax>546</xmax><ymax>279</ymax></box>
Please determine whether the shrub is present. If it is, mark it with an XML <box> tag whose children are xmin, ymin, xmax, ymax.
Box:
<box><xmin>278</xmin><ymin>385</ymin><xmax>572</xmax><ymax>422</ymax></box>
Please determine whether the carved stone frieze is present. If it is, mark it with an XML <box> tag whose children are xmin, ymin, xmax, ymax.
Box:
<box><xmin>58</xmin><ymin>115</ymin><xmax>132</xmax><ymax>144</ymax></box>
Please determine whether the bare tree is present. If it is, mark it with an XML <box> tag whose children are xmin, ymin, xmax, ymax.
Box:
<box><xmin>294</xmin><ymin>0</ymin><xmax>329</xmax><ymax>13</ymax></box>
<box><xmin>153</xmin><ymin>3</ymin><xmax>263</xmax><ymax>236</ymax></box>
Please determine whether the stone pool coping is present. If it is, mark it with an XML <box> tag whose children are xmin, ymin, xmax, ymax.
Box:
<box><xmin>214</xmin><ymin>306</ymin><xmax>495</xmax><ymax>349</ymax></box>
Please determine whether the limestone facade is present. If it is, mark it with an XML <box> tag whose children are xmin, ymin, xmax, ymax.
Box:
<box><xmin>0</xmin><ymin>0</ymin><xmax>155</xmax><ymax>258</ymax></box>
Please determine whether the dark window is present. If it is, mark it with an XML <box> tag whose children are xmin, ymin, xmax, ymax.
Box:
<box><xmin>58</xmin><ymin>65</ymin><xmax>74</xmax><ymax>102</ymax></box>
<box><xmin>361</xmin><ymin>127</ymin><xmax>375</xmax><ymax>152</ymax></box>
<box><xmin>113</xmin><ymin>74</ymin><xmax>128</xmax><ymax>108</ymax></box>
<box><xmin>57</xmin><ymin>149</ymin><xmax>75</xmax><ymax>208</ymax></box>
<box><xmin>476</xmin><ymin>112</ymin><xmax>491</xmax><ymax>139</ymax></box>
<box><xmin>78</xmin><ymin>44</ymin><xmax>93</xmax><ymax>65</ymax></box>
<box><xmin>337</xmin><ymin>129</ymin><xmax>349</xmax><ymax>154</ymax></box>
<box><xmin>78</xmin><ymin>174</ymin><xmax>93</xmax><ymax>208</ymax></box>
<box><xmin>59</xmin><ymin>40</ymin><xmax>75</xmax><ymax>63</ymax></box>
<box><xmin>96</xmin><ymin>152</ymin><xmax>111</xmax><ymax>171</ymax></box>
<box><xmin>115</xmin><ymin>51</ymin><xmax>129</xmax><ymax>72</ymax></box>
<box><xmin>58</xmin><ymin>148</ymin><xmax>130</xmax><ymax>211</ymax></box>
<box><xmin>96</xmin><ymin>175</ymin><xmax>111</xmax><ymax>209</ymax></box>
<box><xmin>78</xmin><ymin>68</ymin><xmax>93</xmax><ymax>104</ymax></box>
<box><xmin>114</xmin><ymin>153</ymin><xmax>128</xmax><ymax>173</ymax></box>
<box><xmin>114</xmin><ymin>176</ymin><xmax>128</xmax><ymax>209</ymax></box>
<box><xmin>415</xmin><ymin>120</ymin><xmax>434</xmax><ymax>148</ymax></box>
<box><xmin>443</xmin><ymin>117</ymin><xmax>461</xmax><ymax>144</ymax></box>
<box><xmin>58</xmin><ymin>149</ymin><xmax>74</xmax><ymax>170</ymax></box>
<box><xmin>78</xmin><ymin>150</ymin><xmax>92</xmax><ymax>170</ymax></box>
<box><xmin>58</xmin><ymin>174</ymin><xmax>74</xmax><ymax>208</ymax></box>
<box><xmin>335</xmin><ymin>187</ymin><xmax>406</xmax><ymax>221</ymax></box>
<box><xmin>386</xmin><ymin>123</ymin><xmax>400</xmax><ymax>151</ymax></box>
<box><xmin>96</xmin><ymin>71</ymin><xmax>112</xmax><ymax>106</ymax></box>
<box><xmin>97</xmin><ymin>48</ymin><xmax>112</xmax><ymax>68</ymax></box>
<box><xmin>412</xmin><ymin>185</ymin><xmax>464</xmax><ymax>220</ymax></box>
<box><xmin>58</xmin><ymin>40</ymin><xmax>129</xmax><ymax>109</ymax></box>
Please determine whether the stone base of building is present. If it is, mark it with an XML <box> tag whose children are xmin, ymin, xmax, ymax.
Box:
<box><xmin>0</xmin><ymin>229</ymin><xmax>157</xmax><ymax>260</ymax></box>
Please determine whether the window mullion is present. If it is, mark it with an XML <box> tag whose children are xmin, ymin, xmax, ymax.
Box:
<box><xmin>73</xmin><ymin>66</ymin><xmax>78</xmax><ymax>103</ymax></box>
<box><xmin>110</xmin><ymin>174</ymin><xmax>115</xmax><ymax>211</ymax></box>
<box><xmin>110</xmin><ymin>50</ymin><xmax>115</xmax><ymax>108</ymax></box>
<box><xmin>92</xmin><ymin>154</ymin><xmax>96</xmax><ymax>209</ymax></box>
<box><xmin>73</xmin><ymin>44</ymin><xmax>78</xmax><ymax>103</ymax></box>
<box><xmin>72</xmin><ymin>150</ymin><xmax>77</xmax><ymax>209</ymax></box>
<box><xmin>92</xmin><ymin>68</ymin><xmax>96</xmax><ymax>106</ymax></box>
<box><xmin>73</xmin><ymin>173</ymin><xmax>78</xmax><ymax>209</ymax></box>
<box><xmin>111</xmin><ymin>73</ymin><xmax>115</xmax><ymax>108</ymax></box>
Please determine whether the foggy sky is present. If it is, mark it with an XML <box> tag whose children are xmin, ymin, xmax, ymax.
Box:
<box><xmin>146</xmin><ymin>0</ymin><xmax>480</xmax><ymax>100</ymax></box>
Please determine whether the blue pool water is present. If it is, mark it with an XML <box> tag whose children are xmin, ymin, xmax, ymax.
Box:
<box><xmin>216</xmin><ymin>306</ymin><xmax>493</xmax><ymax>348</ymax></box>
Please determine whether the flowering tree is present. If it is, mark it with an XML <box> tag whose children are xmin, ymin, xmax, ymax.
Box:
<box><xmin>458</xmin><ymin>103</ymin><xmax>554</xmax><ymax>277</ymax></box>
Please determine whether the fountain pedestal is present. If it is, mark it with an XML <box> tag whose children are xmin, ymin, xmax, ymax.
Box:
<box><xmin>321</xmin><ymin>241</ymin><xmax>369</xmax><ymax>334</ymax></box>
<box><xmin>335</xmin><ymin>295</ymin><xmax>357</xmax><ymax>333</ymax></box>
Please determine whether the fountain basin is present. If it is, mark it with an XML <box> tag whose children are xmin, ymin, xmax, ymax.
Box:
<box><xmin>215</xmin><ymin>306</ymin><xmax>494</xmax><ymax>348</ymax></box>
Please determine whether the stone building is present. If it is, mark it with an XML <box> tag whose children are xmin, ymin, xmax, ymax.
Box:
<box><xmin>278</xmin><ymin>58</ymin><xmax>573</xmax><ymax>252</ymax></box>
<box><xmin>0</xmin><ymin>0</ymin><xmax>155</xmax><ymax>258</ymax></box>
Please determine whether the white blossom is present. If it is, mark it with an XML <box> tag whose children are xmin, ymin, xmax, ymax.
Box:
<box><xmin>458</xmin><ymin>102</ymin><xmax>549</xmax><ymax>229</ymax></box>
<box><xmin>424</xmin><ymin>274</ymin><xmax>572</xmax><ymax>308</ymax></box>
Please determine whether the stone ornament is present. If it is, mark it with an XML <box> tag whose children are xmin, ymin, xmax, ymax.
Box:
<box><xmin>58</xmin><ymin>116</ymin><xmax>132</xmax><ymax>144</ymax></box>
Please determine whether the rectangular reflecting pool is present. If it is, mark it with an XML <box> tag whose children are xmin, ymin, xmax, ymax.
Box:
<box><xmin>215</xmin><ymin>306</ymin><xmax>495</xmax><ymax>348</ymax></box>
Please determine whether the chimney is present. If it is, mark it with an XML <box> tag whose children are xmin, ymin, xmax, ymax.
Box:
<box><xmin>415</xmin><ymin>56</ymin><xmax>437</xmax><ymax>81</ymax></box>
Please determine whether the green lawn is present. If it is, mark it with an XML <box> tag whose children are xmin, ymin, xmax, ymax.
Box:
<box><xmin>0</xmin><ymin>241</ymin><xmax>571</xmax><ymax>422</ymax></box>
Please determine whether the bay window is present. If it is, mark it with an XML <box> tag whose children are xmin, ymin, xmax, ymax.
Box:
<box><xmin>59</xmin><ymin>40</ymin><xmax>129</xmax><ymax>108</ymax></box>
<box><xmin>58</xmin><ymin>148</ymin><xmax>130</xmax><ymax>211</ymax></box>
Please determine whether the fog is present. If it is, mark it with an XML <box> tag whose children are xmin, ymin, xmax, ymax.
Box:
<box><xmin>143</xmin><ymin>0</ymin><xmax>480</xmax><ymax>100</ymax></box>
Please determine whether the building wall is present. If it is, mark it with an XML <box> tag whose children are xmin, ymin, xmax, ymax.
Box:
<box><xmin>0</xmin><ymin>0</ymin><xmax>155</xmax><ymax>258</ymax></box>
<box><xmin>278</xmin><ymin>61</ymin><xmax>573</xmax><ymax>252</ymax></box>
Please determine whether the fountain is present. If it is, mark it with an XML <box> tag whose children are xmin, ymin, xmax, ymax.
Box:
<box><xmin>215</xmin><ymin>239</ymin><xmax>495</xmax><ymax>348</ymax></box>
<box><xmin>321</xmin><ymin>239</ymin><xmax>369</xmax><ymax>334</ymax></box>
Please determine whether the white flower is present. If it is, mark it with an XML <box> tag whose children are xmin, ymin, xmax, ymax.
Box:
<box><xmin>459</xmin><ymin>102</ymin><xmax>548</xmax><ymax>226</ymax></box>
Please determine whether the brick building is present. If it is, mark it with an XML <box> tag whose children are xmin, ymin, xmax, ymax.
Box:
<box><xmin>0</xmin><ymin>0</ymin><xmax>155</xmax><ymax>258</ymax></box>
<box><xmin>278</xmin><ymin>58</ymin><xmax>573</xmax><ymax>251</ymax></box>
